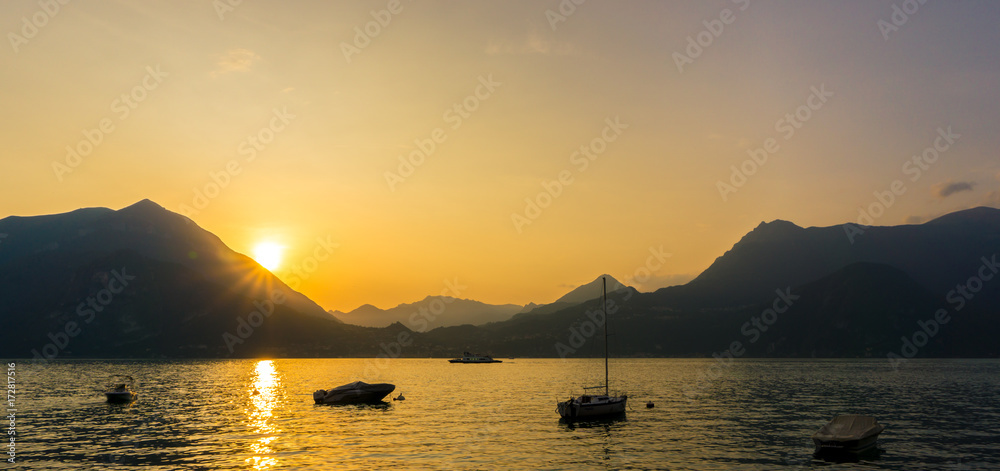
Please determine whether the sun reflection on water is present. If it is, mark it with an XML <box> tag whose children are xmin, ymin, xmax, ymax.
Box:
<box><xmin>246</xmin><ymin>360</ymin><xmax>281</xmax><ymax>470</ymax></box>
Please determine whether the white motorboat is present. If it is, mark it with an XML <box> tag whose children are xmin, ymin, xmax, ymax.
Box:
<box><xmin>104</xmin><ymin>375</ymin><xmax>137</xmax><ymax>403</ymax></box>
<box><xmin>557</xmin><ymin>277</ymin><xmax>628</xmax><ymax>420</ymax></box>
<box><xmin>313</xmin><ymin>381</ymin><xmax>395</xmax><ymax>405</ymax></box>
<box><xmin>812</xmin><ymin>415</ymin><xmax>885</xmax><ymax>453</ymax></box>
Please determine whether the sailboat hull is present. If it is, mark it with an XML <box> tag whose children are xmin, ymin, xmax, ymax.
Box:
<box><xmin>557</xmin><ymin>395</ymin><xmax>627</xmax><ymax>420</ymax></box>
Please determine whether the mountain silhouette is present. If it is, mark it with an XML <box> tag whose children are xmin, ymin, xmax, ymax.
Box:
<box><xmin>553</xmin><ymin>274</ymin><xmax>629</xmax><ymax>304</ymax></box>
<box><xmin>332</xmin><ymin>296</ymin><xmax>524</xmax><ymax>329</ymax></box>
<box><xmin>1</xmin><ymin>201</ymin><xmax>997</xmax><ymax>358</ymax></box>
<box><xmin>0</xmin><ymin>200</ymin><xmax>392</xmax><ymax>358</ymax></box>
<box><xmin>653</xmin><ymin>207</ymin><xmax>1000</xmax><ymax>308</ymax></box>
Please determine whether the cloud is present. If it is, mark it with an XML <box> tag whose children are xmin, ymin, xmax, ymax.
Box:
<box><xmin>211</xmin><ymin>49</ymin><xmax>260</xmax><ymax>77</ymax></box>
<box><xmin>932</xmin><ymin>180</ymin><xmax>976</xmax><ymax>198</ymax></box>
<box><xmin>485</xmin><ymin>32</ymin><xmax>582</xmax><ymax>57</ymax></box>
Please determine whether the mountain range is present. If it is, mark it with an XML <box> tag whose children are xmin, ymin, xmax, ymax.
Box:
<box><xmin>331</xmin><ymin>297</ymin><xmax>526</xmax><ymax>329</ymax></box>
<box><xmin>1</xmin><ymin>200</ymin><xmax>998</xmax><ymax>359</ymax></box>
<box><xmin>331</xmin><ymin>274</ymin><xmax>632</xmax><ymax>328</ymax></box>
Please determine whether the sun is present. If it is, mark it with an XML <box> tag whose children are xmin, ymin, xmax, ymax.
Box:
<box><xmin>252</xmin><ymin>242</ymin><xmax>285</xmax><ymax>271</ymax></box>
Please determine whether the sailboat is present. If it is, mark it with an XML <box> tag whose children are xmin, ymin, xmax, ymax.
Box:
<box><xmin>557</xmin><ymin>277</ymin><xmax>628</xmax><ymax>420</ymax></box>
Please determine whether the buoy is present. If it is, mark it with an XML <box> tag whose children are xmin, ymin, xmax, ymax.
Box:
<box><xmin>646</xmin><ymin>401</ymin><xmax>654</xmax><ymax>408</ymax></box>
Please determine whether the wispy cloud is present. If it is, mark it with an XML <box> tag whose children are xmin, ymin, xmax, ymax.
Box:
<box><xmin>932</xmin><ymin>180</ymin><xmax>976</xmax><ymax>198</ymax></box>
<box><xmin>485</xmin><ymin>32</ymin><xmax>582</xmax><ymax>57</ymax></box>
<box><xmin>211</xmin><ymin>48</ymin><xmax>261</xmax><ymax>77</ymax></box>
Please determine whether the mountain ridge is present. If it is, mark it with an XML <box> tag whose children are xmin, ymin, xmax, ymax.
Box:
<box><xmin>2</xmin><ymin>201</ymin><xmax>998</xmax><ymax>358</ymax></box>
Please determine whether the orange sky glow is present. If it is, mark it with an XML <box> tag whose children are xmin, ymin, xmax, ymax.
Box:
<box><xmin>2</xmin><ymin>1</ymin><xmax>999</xmax><ymax>311</ymax></box>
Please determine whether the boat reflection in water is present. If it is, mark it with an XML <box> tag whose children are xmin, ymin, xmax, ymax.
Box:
<box><xmin>245</xmin><ymin>360</ymin><xmax>281</xmax><ymax>470</ymax></box>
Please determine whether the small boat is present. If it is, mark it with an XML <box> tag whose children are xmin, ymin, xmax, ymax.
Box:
<box><xmin>558</xmin><ymin>393</ymin><xmax>628</xmax><ymax>420</ymax></box>
<box><xmin>313</xmin><ymin>381</ymin><xmax>395</xmax><ymax>405</ymax></box>
<box><xmin>448</xmin><ymin>352</ymin><xmax>502</xmax><ymax>363</ymax></box>
<box><xmin>393</xmin><ymin>393</ymin><xmax>405</xmax><ymax>401</ymax></box>
<box><xmin>812</xmin><ymin>415</ymin><xmax>885</xmax><ymax>453</ymax></box>
<box><xmin>557</xmin><ymin>277</ymin><xmax>628</xmax><ymax>421</ymax></box>
<box><xmin>104</xmin><ymin>375</ymin><xmax>137</xmax><ymax>403</ymax></box>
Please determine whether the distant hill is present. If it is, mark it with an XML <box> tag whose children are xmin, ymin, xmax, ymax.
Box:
<box><xmin>333</xmin><ymin>274</ymin><xmax>632</xmax><ymax>329</ymax></box>
<box><xmin>553</xmin><ymin>274</ymin><xmax>629</xmax><ymax>304</ymax></box>
<box><xmin>332</xmin><ymin>296</ymin><xmax>524</xmax><ymax>330</ymax></box>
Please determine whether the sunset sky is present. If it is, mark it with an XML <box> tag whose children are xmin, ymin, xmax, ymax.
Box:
<box><xmin>2</xmin><ymin>1</ymin><xmax>999</xmax><ymax>312</ymax></box>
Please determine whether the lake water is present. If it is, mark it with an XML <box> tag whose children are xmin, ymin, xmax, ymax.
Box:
<box><xmin>8</xmin><ymin>358</ymin><xmax>1000</xmax><ymax>469</ymax></box>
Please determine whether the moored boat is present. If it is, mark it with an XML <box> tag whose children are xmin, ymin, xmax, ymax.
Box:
<box><xmin>557</xmin><ymin>392</ymin><xmax>628</xmax><ymax>420</ymax></box>
<box><xmin>104</xmin><ymin>375</ymin><xmax>137</xmax><ymax>403</ymax></box>
<box><xmin>812</xmin><ymin>415</ymin><xmax>885</xmax><ymax>453</ymax></box>
<box><xmin>557</xmin><ymin>277</ymin><xmax>628</xmax><ymax>421</ymax></box>
<box><xmin>448</xmin><ymin>352</ymin><xmax>502</xmax><ymax>363</ymax></box>
<box><xmin>313</xmin><ymin>381</ymin><xmax>395</xmax><ymax>404</ymax></box>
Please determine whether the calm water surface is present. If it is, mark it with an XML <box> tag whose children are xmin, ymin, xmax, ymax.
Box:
<box><xmin>10</xmin><ymin>359</ymin><xmax>1000</xmax><ymax>469</ymax></box>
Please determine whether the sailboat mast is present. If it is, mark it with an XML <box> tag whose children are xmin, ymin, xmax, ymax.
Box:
<box><xmin>603</xmin><ymin>276</ymin><xmax>609</xmax><ymax>397</ymax></box>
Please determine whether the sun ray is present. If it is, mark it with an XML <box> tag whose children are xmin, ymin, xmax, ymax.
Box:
<box><xmin>252</xmin><ymin>242</ymin><xmax>284</xmax><ymax>271</ymax></box>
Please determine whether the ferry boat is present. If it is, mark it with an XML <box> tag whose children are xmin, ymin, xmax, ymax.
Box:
<box><xmin>448</xmin><ymin>352</ymin><xmax>502</xmax><ymax>363</ymax></box>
